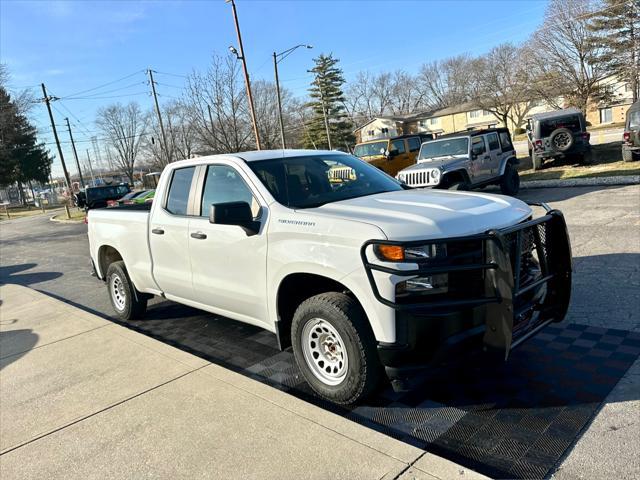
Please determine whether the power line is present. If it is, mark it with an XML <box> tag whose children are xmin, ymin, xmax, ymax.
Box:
<box><xmin>153</xmin><ymin>70</ymin><xmax>189</xmax><ymax>79</ymax></box>
<box><xmin>62</xmin><ymin>91</ymin><xmax>150</xmax><ymax>100</ymax></box>
<box><xmin>62</xmin><ymin>81</ymin><xmax>147</xmax><ymax>99</ymax></box>
<box><xmin>59</xmin><ymin>70</ymin><xmax>145</xmax><ymax>99</ymax></box>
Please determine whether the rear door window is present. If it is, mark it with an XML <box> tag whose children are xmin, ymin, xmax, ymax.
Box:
<box><xmin>165</xmin><ymin>167</ymin><xmax>196</xmax><ymax>215</ymax></box>
<box><xmin>487</xmin><ymin>133</ymin><xmax>500</xmax><ymax>151</ymax></box>
<box><xmin>499</xmin><ymin>132</ymin><xmax>513</xmax><ymax>151</ymax></box>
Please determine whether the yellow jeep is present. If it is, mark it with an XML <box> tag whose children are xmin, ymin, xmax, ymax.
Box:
<box><xmin>353</xmin><ymin>134</ymin><xmax>434</xmax><ymax>177</ymax></box>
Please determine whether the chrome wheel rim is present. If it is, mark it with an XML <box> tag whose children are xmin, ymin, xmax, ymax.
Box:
<box><xmin>110</xmin><ymin>274</ymin><xmax>126</xmax><ymax>311</ymax></box>
<box><xmin>301</xmin><ymin>318</ymin><xmax>348</xmax><ymax>386</ymax></box>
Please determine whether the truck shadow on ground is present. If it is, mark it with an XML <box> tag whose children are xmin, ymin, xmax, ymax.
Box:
<box><xmin>0</xmin><ymin>263</ymin><xmax>63</xmax><ymax>287</ymax></box>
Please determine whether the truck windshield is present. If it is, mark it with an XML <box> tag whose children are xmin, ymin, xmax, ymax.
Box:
<box><xmin>418</xmin><ymin>138</ymin><xmax>469</xmax><ymax>160</ymax></box>
<box><xmin>248</xmin><ymin>154</ymin><xmax>403</xmax><ymax>208</ymax></box>
<box><xmin>353</xmin><ymin>141</ymin><xmax>388</xmax><ymax>157</ymax></box>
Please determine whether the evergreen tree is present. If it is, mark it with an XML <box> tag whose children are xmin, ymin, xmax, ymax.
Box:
<box><xmin>588</xmin><ymin>0</ymin><xmax>640</xmax><ymax>102</ymax></box>
<box><xmin>0</xmin><ymin>85</ymin><xmax>52</xmax><ymax>202</ymax></box>
<box><xmin>305</xmin><ymin>54</ymin><xmax>354</xmax><ymax>150</ymax></box>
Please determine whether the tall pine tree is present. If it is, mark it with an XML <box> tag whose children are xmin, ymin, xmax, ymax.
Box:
<box><xmin>0</xmin><ymin>85</ymin><xmax>52</xmax><ymax>203</ymax></box>
<box><xmin>305</xmin><ymin>54</ymin><xmax>354</xmax><ymax>150</ymax></box>
<box><xmin>588</xmin><ymin>0</ymin><xmax>640</xmax><ymax>102</ymax></box>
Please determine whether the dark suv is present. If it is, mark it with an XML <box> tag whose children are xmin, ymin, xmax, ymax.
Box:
<box><xmin>623</xmin><ymin>101</ymin><xmax>640</xmax><ymax>162</ymax></box>
<box><xmin>526</xmin><ymin>108</ymin><xmax>591</xmax><ymax>170</ymax></box>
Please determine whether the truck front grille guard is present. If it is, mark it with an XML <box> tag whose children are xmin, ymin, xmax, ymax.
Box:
<box><xmin>360</xmin><ymin>203</ymin><xmax>572</xmax><ymax>352</ymax></box>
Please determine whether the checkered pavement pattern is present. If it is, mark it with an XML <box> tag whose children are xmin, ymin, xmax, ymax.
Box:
<box><xmin>126</xmin><ymin>304</ymin><xmax>640</xmax><ymax>480</ymax></box>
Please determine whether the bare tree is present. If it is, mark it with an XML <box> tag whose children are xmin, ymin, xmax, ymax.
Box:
<box><xmin>389</xmin><ymin>70</ymin><xmax>426</xmax><ymax>114</ymax></box>
<box><xmin>96</xmin><ymin>102</ymin><xmax>148</xmax><ymax>184</ymax></box>
<box><xmin>528</xmin><ymin>0</ymin><xmax>607</xmax><ymax>113</ymax></box>
<box><xmin>471</xmin><ymin>43</ymin><xmax>535</xmax><ymax>130</ymax></box>
<box><xmin>146</xmin><ymin>101</ymin><xmax>198</xmax><ymax>165</ymax></box>
<box><xmin>418</xmin><ymin>55</ymin><xmax>475</xmax><ymax>109</ymax></box>
<box><xmin>183</xmin><ymin>54</ymin><xmax>253</xmax><ymax>154</ymax></box>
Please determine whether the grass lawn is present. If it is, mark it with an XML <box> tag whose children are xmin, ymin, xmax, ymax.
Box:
<box><xmin>51</xmin><ymin>208</ymin><xmax>86</xmax><ymax>222</ymax></box>
<box><xmin>0</xmin><ymin>205</ymin><xmax>63</xmax><ymax>221</ymax></box>
<box><xmin>518</xmin><ymin>140</ymin><xmax>640</xmax><ymax>182</ymax></box>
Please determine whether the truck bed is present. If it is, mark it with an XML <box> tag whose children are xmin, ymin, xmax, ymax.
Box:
<box><xmin>87</xmin><ymin>205</ymin><xmax>157</xmax><ymax>293</ymax></box>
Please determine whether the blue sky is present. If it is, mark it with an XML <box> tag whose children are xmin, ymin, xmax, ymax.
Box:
<box><xmin>1</xmin><ymin>0</ymin><xmax>547</xmax><ymax>176</ymax></box>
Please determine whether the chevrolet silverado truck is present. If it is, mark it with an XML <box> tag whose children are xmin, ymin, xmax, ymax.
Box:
<box><xmin>88</xmin><ymin>150</ymin><xmax>572</xmax><ymax>405</ymax></box>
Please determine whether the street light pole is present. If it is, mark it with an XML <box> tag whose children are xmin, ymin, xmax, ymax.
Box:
<box><xmin>227</xmin><ymin>0</ymin><xmax>261</xmax><ymax>150</ymax></box>
<box><xmin>273</xmin><ymin>44</ymin><xmax>312</xmax><ymax>149</ymax></box>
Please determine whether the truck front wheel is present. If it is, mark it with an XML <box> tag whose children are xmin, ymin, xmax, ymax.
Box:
<box><xmin>291</xmin><ymin>292</ymin><xmax>381</xmax><ymax>404</ymax></box>
<box><xmin>106</xmin><ymin>261</ymin><xmax>148</xmax><ymax>321</ymax></box>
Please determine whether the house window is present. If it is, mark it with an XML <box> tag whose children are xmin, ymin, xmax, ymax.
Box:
<box><xmin>483</xmin><ymin>110</ymin><xmax>491</xmax><ymax>116</ymax></box>
<box><xmin>381</xmin><ymin>127</ymin><xmax>389</xmax><ymax>135</ymax></box>
<box><xmin>469</xmin><ymin>110</ymin><xmax>482</xmax><ymax>119</ymax></box>
<box><xmin>599</xmin><ymin>107</ymin><xmax>613</xmax><ymax>123</ymax></box>
<box><xmin>367</xmin><ymin>130</ymin><xmax>374</xmax><ymax>136</ymax></box>
<box><xmin>531</xmin><ymin>99</ymin><xmax>544</xmax><ymax>107</ymax></box>
<box><xmin>625</xmin><ymin>83</ymin><xmax>632</xmax><ymax>92</ymax></box>
<box><xmin>429</xmin><ymin>117</ymin><xmax>438</xmax><ymax>125</ymax></box>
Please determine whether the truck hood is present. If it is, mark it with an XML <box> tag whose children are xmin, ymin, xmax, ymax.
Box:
<box><xmin>312</xmin><ymin>189</ymin><xmax>531</xmax><ymax>241</ymax></box>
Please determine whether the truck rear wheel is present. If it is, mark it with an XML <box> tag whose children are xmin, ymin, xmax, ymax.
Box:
<box><xmin>291</xmin><ymin>292</ymin><xmax>381</xmax><ymax>405</ymax></box>
<box><xmin>106</xmin><ymin>261</ymin><xmax>148</xmax><ymax>321</ymax></box>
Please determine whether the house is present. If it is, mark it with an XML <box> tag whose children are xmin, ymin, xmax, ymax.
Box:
<box><xmin>586</xmin><ymin>75</ymin><xmax>636</xmax><ymax>127</ymax></box>
<box><xmin>354</xmin><ymin>116</ymin><xmax>410</xmax><ymax>143</ymax></box>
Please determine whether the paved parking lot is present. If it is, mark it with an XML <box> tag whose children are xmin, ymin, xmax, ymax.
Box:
<box><xmin>1</xmin><ymin>185</ymin><xmax>639</xmax><ymax>479</ymax></box>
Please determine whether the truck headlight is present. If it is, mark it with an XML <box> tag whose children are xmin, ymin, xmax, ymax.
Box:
<box><xmin>430</xmin><ymin>168</ymin><xmax>441</xmax><ymax>184</ymax></box>
<box><xmin>396</xmin><ymin>274</ymin><xmax>448</xmax><ymax>297</ymax></box>
<box><xmin>374</xmin><ymin>242</ymin><xmax>446</xmax><ymax>262</ymax></box>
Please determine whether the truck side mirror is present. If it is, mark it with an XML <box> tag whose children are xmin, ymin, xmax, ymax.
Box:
<box><xmin>209</xmin><ymin>201</ymin><xmax>260</xmax><ymax>235</ymax></box>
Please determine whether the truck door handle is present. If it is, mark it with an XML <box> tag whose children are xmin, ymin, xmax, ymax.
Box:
<box><xmin>190</xmin><ymin>232</ymin><xmax>207</xmax><ymax>240</ymax></box>
<box><xmin>152</xmin><ymin>228</ymin><xmax>165</xmax><ymax>235</ymax></box>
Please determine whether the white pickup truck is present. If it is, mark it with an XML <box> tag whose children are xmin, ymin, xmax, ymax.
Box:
<box><xmin>88</xmin><ymin>150</ymin><xmax>572</xmax><ymax>404</ymax></box>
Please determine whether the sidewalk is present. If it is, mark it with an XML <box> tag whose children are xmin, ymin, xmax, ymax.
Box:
<box><xmin>0</xmin><ymin>284</ymin><xmax>487</xmax><ymax>480</ymax></box>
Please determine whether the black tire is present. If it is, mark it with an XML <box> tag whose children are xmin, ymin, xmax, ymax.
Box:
<box><xmin>500</xmin><ymin>163</ymin><xmax>520</xmax><ymax>196</ymax></box>
<box><xmin>106</xmin><ymin>261</ymin><xmax>148</xmax><ymax>321</ymax></box>
<box><xmin>447</xmin><ymin>180</ymin><xmax>468</xmax><ymax>191</ymax></box>
<box><xmin>532</xmin><ymin>153</ymin><xmax>543</xmax><ymax>170</ymax></box>
<box><xmin>291</xmin><ymin>292</ymin><xmax>382</xmax><ymax>405</ymax></box>
<box><xmin>549</xmin><ymin>128</ymin><xmax>574</xmax><ymax>152</ymax></box>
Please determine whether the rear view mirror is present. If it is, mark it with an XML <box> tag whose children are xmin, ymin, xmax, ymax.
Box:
<box><xmin>209</xmin><ymin>201</ymin><xmax>260</xmax><ymax>235</ymax></box>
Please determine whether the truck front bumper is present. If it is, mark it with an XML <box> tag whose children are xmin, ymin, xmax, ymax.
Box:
<box><xmin>361</xmin><ymin>204</ymin><xmax>572</xmax><ymax>385</ymax></box>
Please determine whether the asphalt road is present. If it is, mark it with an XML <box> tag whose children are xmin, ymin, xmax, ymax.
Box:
<box><xmin>1</xmin><ymin>185</ymin><xmax>639</xmax><ymax>479</ymax></box>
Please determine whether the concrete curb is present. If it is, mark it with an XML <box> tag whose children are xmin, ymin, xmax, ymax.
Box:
<box><xmin>49</xmin><ymin>212</ymin><xmax>84</xmax><ymax>223</ymax></box>
<box><xmin>521</xmin><ymin>174</ymin><xmax>639</xmax><ymax>189</ymax></box>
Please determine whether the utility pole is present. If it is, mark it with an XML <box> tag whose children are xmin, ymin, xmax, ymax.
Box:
<box><xmin>273</xmin><ymin>44</ymin><xmax>312</xmax><ymax>149</ymax></box>
<box><xmin>41</xmin><ymin>83</ymin><xmax>72</xmax><ymax>192</ymax></box>
<box><xmin>273</xmin><ymin>52</ymin><xmax>286</xmax><ymax>149</ymax></box>
<box><xmin>147</xmin><ymin>69</ymin><xmax>171</xmax><ymax>165</ymax></box>
<box><xmin>85</xmin><ymin>149</ymin><xmax>96</xmax><ymax>185</ymax></box>
<box><xmin>64</xmin><ymin>118</ymin><xmax>86</xmax><ymax>189</ymax></box>
<box><xmin>227</xmin><ymin>0</ymin><xmax>261</xmax><ymax>150</ymax></box>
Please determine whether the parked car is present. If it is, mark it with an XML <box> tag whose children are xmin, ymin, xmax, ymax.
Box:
<box><xmin>73</xmin><ymin>191</ymin><xmax>86</xmax><ymax>208</ymax></box>
<box><xmin>353</xmin><ymin>134</ymin><xmax>435</xmax><ymax>177</ymax></box>
<box><xmin>88</xmin><ymin>150</ymin><xmax>572</xmax><ymax>405</ymax></box>
<box><xmin>526</xmin><ymin>108</ymin><xmax>592</xmax><ymax>170</ymax></box>
<box><xmin>131</xmin><ymin>189</ymin><xmax>155</xmax><ymax>204</ymax></box>
<box><xmin>84</xmin><ymin>184</ymin><xmax>131</xmax><ymax>210</ymax></box>
<box><xmin>114</xmin><ymin>190</ymin><xmax>148</xmax><ymax>206</ymax></box>
<box><xmin>395</xmin><ymin>128</ymin><xmax>520</xmax><ymax>196</ymax></box>
<box><xmin>622</xmin><ymin>100</ymin><xmax>640</xmax><ymax>162</ymax></box>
